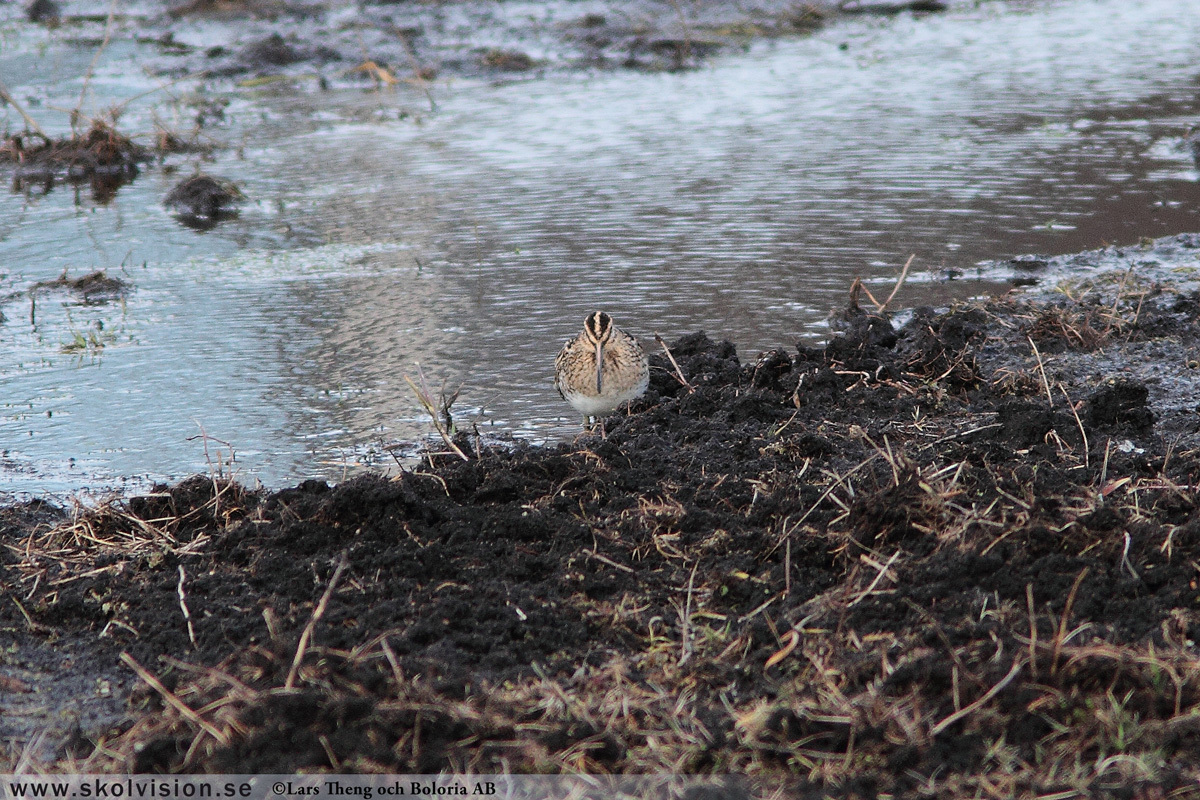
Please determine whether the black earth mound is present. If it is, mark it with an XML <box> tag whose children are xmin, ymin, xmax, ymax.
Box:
<box><xmin>5</xmin><ymin>275</ymin><xmax>1200</xmax><ymax>797</ymax></box>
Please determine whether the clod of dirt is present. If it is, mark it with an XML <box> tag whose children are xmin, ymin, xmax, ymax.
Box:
<box><xmin>896</xmin><ymin>306</ymin><xmax>985</xmax><ymax>390</ymax></box>
<box><xmin>263</xmin><ymin>31</ymin><xmax>310</xmax><ymax>63</ymax></box>
<box><xmin>1010</xmin><ymin>254</ymin><xmax>1050</xmax><ymax>271</ymax></box>
<box><xmin>30</xmin><ymin>270</ymin><xmax>130</xmax><ymax>303</ymax></box>
<box><xmin>25</xmin><ymin>0</ymin><xmax>60</xmax><ymax>24</ymax></box>
<box><xmin>0</xmin><ymin>121</ymin><xmax>146</xmax><ymax>199</ymax></box>
<box><xmin>1085</xmin><ymin>377</ymin><xmax>1155</xmax><ymax>433</ymax></box>
<box><xmin>242</xmin><ymin>32</ymin><xmax>303</xmax><ymax>68</ymax></box>
<box><xmin>824</xmin><ymin>289</ymin><xmax>898</xmax><ymax>366</ymax></box>
<box><xmin>209</xmin><ymin>32</ymin><xmax>341</xmax><ymax>77</ymax></box>
<box><xmin>163</xmin><ymin>174</ymin><xmax>245</xmax><ymax>225</ymax></box>
<box><xmin>841</xmin><ymin>0</ymin><xmax>948</xmax><ymax>13</ymax></box>
<box><xmin>625</xmin><ymin>37</ymin><xmax>723</xmax><ymax>71</ymax></box>
<box><xmin>996</xmin><ymin>399</ymin><xmax>1062</xmax><ymax>448</ymax></box>
<box><xmin>480</xmin><ymin>48</ymin><xmax>536</xmax><ymax>71</ymax></box>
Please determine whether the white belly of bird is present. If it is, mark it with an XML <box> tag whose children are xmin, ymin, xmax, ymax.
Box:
<box><xmin>561</xmin><ymin>374</ymin><xmax>648</xmax><ymax>418</ymax></box>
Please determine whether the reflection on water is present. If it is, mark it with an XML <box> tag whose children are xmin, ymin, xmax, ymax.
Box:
<box><xmin>2</xmin><ymin>0</ymin><xmax>1200</xmax><ymax>494</ymax></box>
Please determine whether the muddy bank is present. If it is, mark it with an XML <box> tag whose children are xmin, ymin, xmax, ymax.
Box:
<box><xmin>4</xmin><ymin>234</ymin><xmax>1200</xmax><ymax>795</ymax></box>
<box><xmin>8</xmin><ymin>0</ymin><xmax>960</xmax><ymax>86</ymax></box>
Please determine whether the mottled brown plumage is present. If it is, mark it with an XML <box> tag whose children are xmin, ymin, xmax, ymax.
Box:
<box><xmin>555</xmin><ymin>311</ymin><xmax>649</xmax><ymax>425</ymax></box>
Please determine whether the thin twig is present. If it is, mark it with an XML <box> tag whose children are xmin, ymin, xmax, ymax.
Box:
<box><xmin>665</xmin><ymin>0</ymin><xmax>694</xmax><ymax>67</ymax></box>
<box><xmin>848</xmin><ymin>551</ymin><xmax>900</xmax><ymax>607</ymax></box>
<box><xmin>404</xmin><ymin>365</ymin><xmax>469</xmax><ymax>462</ymax></box>
<box><xmin>785</xmin><ymin>537</ymin><xmax>791</xmax><ymax>595</ymax></box>
<box><xmin>1120</xmin><ymin>532</ymin><xmax>1140</xmax><ymax>581</ymax></box>
<box><xmin>177</xmin><ymin>565</ymin><xmax>197</xmax><ymax>648</ymax></box>
<box><xmin>581</xmin><ymin>548</ymin><xmax>635</xmax><ymax>574</ymax></box>
<box><xmin>1106</xmin><ymin>262</ymin><xmax>1136</xmax><ymax>335</ymax></box>
<box><xmin>654</xmin><ymin>333</ymin><xmax>694</xmax><ymax>393</ymax></box>
<box><xmin>0</xmin><ymin>80</ymin><xmax>46</xmax><ymax>136</ymax></box>
<box><xmin>285</xmin><ymin>554</ymin><xmax>349</xmax><ymax>689</ymax></box>
<box><xmin>120</xmin><ymin>652</ymin><xmax>230</xmax><ymax>745</ymax></box>
<box><xmin>678</xmin><ymin>560</ymin><xmax>700</xmax><ymax>666</ymax></box>
<box><xmin>7</xmin><ymin>595</ymin><xmax>48</xmax><ymax>633</ymax></box>
<box><xmin>769</xmin><ymin>454</ymin><xmax>877</xmax><ymax>554</ymax></box>
<box><xmin>397</xmin><ymin>33</ymin><xmax>436</xmax><ymax>112</ymax></box>
<box><xmin>1059</xmin><ymin>383</ymin><xmax>1089</xmax><ymax>466</ymax></box>
<box><xmin>1026</xmin><ymin>583</ymin><xmax>1038</xmax><ymax>681</ymax></box>
<box><xmin>878</xmin><ymin>254</ymin><xmax>916</xmax><ymax>313</ymax></box>
<box><xmin>1027</xmin><ymin>336</ymin><xmax>1055</xmax><ymax>407</ymax></box>
<box><xmin>1100</xmin><ymin>438</ymin><xmax>1113</xmax><ymax>487</ymax></box>
<box><xmin>852</xmin><ymin>278</ymin><xmax>881</xmax><ymax>310</ymax></box>
<box><xmin>380</xmin><ymin>637</ymin><xmax>405</xmax><ymax>688</ymax></box>
<box><xmin>1051</xmin><ymin>567</ymin><xmax>1089</xmax><ymax>676</ymax></box>
<box><xmin>74</xmin><ymin>0</ymin><xmax>119</xmax><ymax>133</ymax></box>
<box><xmin>160</xmin><ymin>655</ymin><xmax>256</xmax><ymax>696</ymax></box>
<box><xmin>930</xmin><ymin>660</ymin><xmax>1023</xmax><ymax>736</ymax></box>
<box><xmin>855</xmin><ymin>254</ymin><xmax>916</xmax><ymax>313</ymax></box>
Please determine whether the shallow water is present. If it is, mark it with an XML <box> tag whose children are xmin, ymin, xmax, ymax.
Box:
<box><xmin>2</xmin><ymin>0</ymin><xmax>1200</xmax><ymax>495</ymax></box>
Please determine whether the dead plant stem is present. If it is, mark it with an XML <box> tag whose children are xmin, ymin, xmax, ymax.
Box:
<box><xmin>654</xmin><ymin>333</ymin><xmax>694</xmax><ymax>393</ymax></box>
<box><xmin>678</xmin><ymin>560</ymin><xmax>699</xmax><ymax>666</ymax></box>
<box><xmin>404</xmin><ymin>366</ymin><xmax>469</xmax><ymax>462</ymax></box>
<box><xmin>582</xmin><ymin>548</ymin><xmax>635</xmax><ymax>574</ymax></box>
<box><xmin>397</xmin><ymin>32</ymin><xmax>436</xmax><ymax>112</ymax></box>
<box><xmin>75</xmin><ymin>0</ymin><xmax>119</xmax><ymax>133</ymax></box>
<box><xmin>848</xmin><ymin>551</ymin><xmax>899</xmax><ymax>607</ymax></box>
<box><xmin>120</xmin><ymin>652</ymin><xmax>230</xmax><ymax>745</ymax></box>
<box><xmin>0</xmin><ymin>80</ymin><xmax>46</xmax><ymax>136</ymax></box>
<box><xmin>1027</xmin><ymin>336</ymin><xmax>1054</xmax><ymax>407</ymax></box>
<box><xmin>1050</xmin><ymin>567</ymin><xmax>1089</xmax><ymax>676</ymax></box>
<box><xmin>1059</xmin><ymin>383</ymin><xmax>1089</xmax><ymax>467</ymax></box>
<box><xmin>1026</xmin><ymin>583</ymin><xmax>1038</xmax><ymax>681</ymax></box>
<box><xmin>285</xmin><ymin>554</ymin><xmax>349</xmax><ymax>689</ymax></box>
<box><xmin>879</xmin><ymin>254</ymin><xmax>916</xmax><ymax>312</ymax></box>
<box><xmin>930</xmin><ymin>660</ymin><xmax>1022</xmax><ymax>737</ymax></box>
<box><xmin>177</xmin><ymin>565</ymin><xmax>197</xmax><ymax>648</ymax></box>
<box><xmin>770</xmin><ymin>454</ymin><xmax>877</xmax><ymax>554</ymax></box>
<box><xmin>665</xmin><ymin>0</ymin><xmax>693</xmax><ymax>66</ymax></box>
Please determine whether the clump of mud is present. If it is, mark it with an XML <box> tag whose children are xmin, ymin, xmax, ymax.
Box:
<box><xmin>479</xmin><ymin>48</ymin><xmax>537</xmax><ymax>72</ymax></box>
<box><xmin>0</xmin><ymin>121</ymin><xmax>147</xmax><ymax>198</ymax></box>
<box><xmin>127</xmin><ymin>0</ymin><xmax>944</xmax><ymax>81</ymax></box>
<box><xmin>163</xmin><ymin>173</ymin><xmax>245</xmax><ymax>228</ymax></box>
<box><xmin>30</xmin><ymin>270</ymin><xmax>131</xmax><ymax>304</ymax></box>
<box><xmin>4</xmin><ymin>258</ymin><xmax>1200</xmax><ymax>795</ymax></box>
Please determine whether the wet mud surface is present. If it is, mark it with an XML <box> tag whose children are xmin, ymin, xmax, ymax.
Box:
<box><xmin>145</xmin><ymin>0</ymin><xmax>835</xmax><ymax>79</ymax></box>
<box><xmin>9</xmin><ymin>0</ymin><xmax>957</xmax><ymax>86</ymax></box>
<box><xmin>5</xmin><ymin>236</ymin><xmax>1200</xmax><ymax>794</ymax></box>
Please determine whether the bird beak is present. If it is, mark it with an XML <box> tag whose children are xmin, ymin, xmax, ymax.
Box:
<box><xmin>595</xmin><ymin>340</ymin><xmax>604</xmax><ymax>394</ymax></box>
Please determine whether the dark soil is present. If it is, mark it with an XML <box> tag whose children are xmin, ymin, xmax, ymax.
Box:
<box><xmin>5</xmin><ymin>251</ymin><xmax>1200</xmax><ymax>796</ymax></box>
